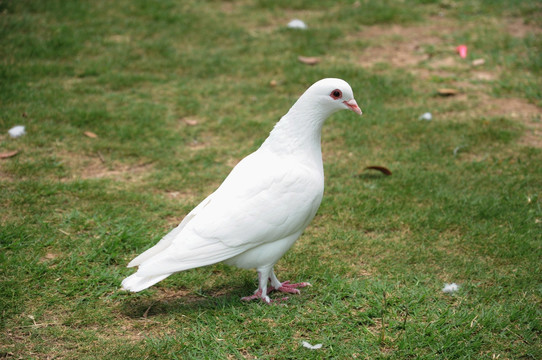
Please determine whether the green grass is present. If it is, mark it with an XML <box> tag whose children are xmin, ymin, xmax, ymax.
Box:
<box><xmin>1</xmin><ymin>0</ymin><xmax>541</xmax><ymax>358</ymax></box>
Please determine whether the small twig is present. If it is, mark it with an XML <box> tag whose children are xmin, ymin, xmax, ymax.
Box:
<box><xmin>453</xmin><ymin>146</ymin><xmax>465</xmax><ymax>157</ymax></box>
<box><xmin>97</xmin><ymin>151</ymin><xmax>105</xmax><ymax>163</ymax></box>
<box><xmin>142</xmin><ymin>303</ymin><xmax>154</xmax><ymax>318</ymax></box>
<box><xmin>380</xmin><ymin>290</ymin><xmax>387</xmax><ymax>343</ymax></box>
<box><xmin>18</xmin><ymin>322</ymin><xmax>58</xmax><ymax>329</ymax></box>
<box><xmin>58</xmin><ymin>229</ymin><xmax>70</xmax><ymax>236</ymax></box>
<box><xmin>470</xmin><ymin>315</ymin><xmax>479</xmax><ymax>328</ymax></box>
<box><xmin>401</xmin><ymin>306</ymin><xmax>409</xmax><ymax>330</ymax></box>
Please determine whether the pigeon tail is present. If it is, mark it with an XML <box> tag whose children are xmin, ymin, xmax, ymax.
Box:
<box><xmin>121</xmin><ymin>273</ymin><xmax>171</xmax><ymax>292</ymax></box>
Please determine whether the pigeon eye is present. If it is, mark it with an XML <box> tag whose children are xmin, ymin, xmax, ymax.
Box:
<box><xmin>330</xmin><ymin>89</ymin><xmax>342</xmax><ymax>99</ymax></box>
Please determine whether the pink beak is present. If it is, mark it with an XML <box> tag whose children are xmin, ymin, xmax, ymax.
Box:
<box><xmin>343</xmin><ymin>99</ymin><xmax>362</xmax><ymax>115</ymax></box>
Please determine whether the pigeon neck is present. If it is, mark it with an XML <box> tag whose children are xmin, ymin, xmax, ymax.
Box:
<box><xmin>261</xmin><ymin>98</ymin><xmax>333</xmax><ymax>168</ymax></box>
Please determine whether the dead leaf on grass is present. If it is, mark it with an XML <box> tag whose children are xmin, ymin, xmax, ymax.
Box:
<box><xmin>437</xmin><ymin>88</ymin><xmax>459</xmax><ymax>96</ymax></box>
<box><xmin>0</xmin><ymin>150</ymin><xmax>19</xmax><ymax>159</ymax></box>
<box><xmin>364</xmin><ymin>166</ymin><xmax>392</xmax><ymax>176</ymax></box>
<box><xmin>84</xmin><ymin>131</ymin><xmax>98</xmax><ymax>138</ymax></box>
<box><xmin>298</xmin><ymin>56</ymin><xmax>320</xmax><ymax>65</ymax></box>
<box><xmin>181</xmin><ymin>117</ymin><xmax>199</xmax><ymax>126</ymax></box>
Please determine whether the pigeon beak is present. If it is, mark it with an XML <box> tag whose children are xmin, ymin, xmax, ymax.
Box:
<box><xmin>343</xmin><ymin>99</ymin><xmax>362</xmax><ymax>115</ymax></box>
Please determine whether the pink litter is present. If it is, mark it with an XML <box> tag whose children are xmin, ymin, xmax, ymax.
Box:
<box><xmin>456</xmin><ymin>45</ymin><xmax>467</xmax><ymax>58</ymax></box>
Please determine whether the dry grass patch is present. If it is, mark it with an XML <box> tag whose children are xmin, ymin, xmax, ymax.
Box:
<box><xmin>57</xmin><ymin>151</ymin><xmax>154</xmax><ymax>182</ymax></box>
<box><xmin>354</xmin><ymin>17</ymin><xmax>460</xmax><ymax>70</ymax></box>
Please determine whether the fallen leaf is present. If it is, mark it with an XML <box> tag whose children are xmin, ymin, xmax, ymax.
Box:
<box><xmin>298</xmin><ymin>56</ymin><xmax>320</xmax><ymax>65</ymax></box>
<box><xmin>364</xmin><ymin>166</ymin><xmax>392</xmax><ymax>176</ymax></box>
<box><xmin>84</xmin><ymin>131</ymin><xmax>98</xmax><ymax>138</ymax></box>
<box><xmin>182</xmin><ymin>117</ymin><xmax>199</xmax><ymax>126</ymax></box>
<box><xmin>0</xmin><ymin>150</ymin><xmax>19</xmax><ymax>159</ymax></box>
<box><xmin>437</xmin><ymin>88</ymin><xmax>458</xmax><ymax>96</ymax></box>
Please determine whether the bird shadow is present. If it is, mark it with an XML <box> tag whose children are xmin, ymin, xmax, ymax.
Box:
<box><xmin>354</xmin><ymin>172</ymin><xmax>391</xmax><ymax>180</ymax></box>
<box><xmin>118</xmin><ymin>282</ymin><xmax>255</xmax><ymax>318</ymax></box>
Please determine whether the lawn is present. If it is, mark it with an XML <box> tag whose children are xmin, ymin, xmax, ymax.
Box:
<box><xmin>1</xmin><ymin>0</ymin><xmax>541</xmax><ymax>358</ymax></box>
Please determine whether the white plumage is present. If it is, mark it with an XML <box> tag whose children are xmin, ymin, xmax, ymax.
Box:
<box><xmin>122</xmin><ymin>78</ymin><xmax>362</xmax><ymax>303</ymax></box>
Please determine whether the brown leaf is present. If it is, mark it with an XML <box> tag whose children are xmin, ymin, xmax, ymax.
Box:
<box><xmin>84</xmin><ymin>131</ymin><xmax>98</xmax><ymax>138</ymax></box>
<box><xmin>0</xmin><ymin>150</ymin><xmax>19</xmax><ymax>159</ymax></box>
<box><xmin>182</xmin><ymin>117</ymin><xmax>199</xmax><ymax>126</ymax></box>
<box><xmin>364</xmin><ymin>166</ymin><xmax>392</xmax><ymax>176</ymax></box>
<box><xmin>437</xmin><ymin>88</ymin><xmax>458</xmax><ymax>96</ymax></box>
<box><xmin>298</xmin><ymin>56</ymin><xmax>320</xmax><ymax>65</ymax></box>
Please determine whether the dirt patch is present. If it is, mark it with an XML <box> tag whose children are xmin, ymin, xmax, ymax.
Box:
<box><xmin>106</xmin><ymin>34</ymin><xmax>131</xmax><ymax>43</ymax></box>
<box><xmin>356</xmin><ymin>16</ymin><xmax>540</xmax><ymax>70</ymax></box>
<box><xmin>505</xmin><ymin>18</ymin><xmax>542</xmax><ymax>38</ymax></box>
<box><xmin>38</xmin><ymin>251</ymin><xmax>60</xmax><ymax>264</ymax></box>
<box><xmin>487</xmin><ymin>97</ymin><xmax>542</xmax><ymax>148</ymax></box>
<box><xmin>58</xmin><ymin>152</ymin><xmax>154</xmax><ymax>181</ymax></box>
<box><xmin>486</xmin><ymin>97</ymin><xmax>542</xmax><ymax>120</ymax></box>
<box><xmin>187</xmin><ymin>138</ymin><xmax>211</xmax><ymax>151</ymax></box>
<box><xmin>355</xmin><ymin>18</ymin><xmax>542</xmax><ymax>148</ymax></box>
<box><xmin>432</xmin><ymin>93</ymin><xmax>542</xmax><ymax>148</ymax></box>
<box><xmin>165</xmin><ymin>190</ymin><xmax>201</xmax><ymax>204</ymax></box>
<box><xmin>355</xmin><ymin>18</ymin><xmax>457</xmax><ymax>69</ymax></box>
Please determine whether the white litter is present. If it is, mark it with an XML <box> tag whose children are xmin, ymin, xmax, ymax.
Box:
<box><xmin>302</xmin><ymin>341</ymin><xmax>322</xmax><ymax>350</ymax></box>
<box><xmin>287</xmin><ymin>19</ymin><xmax>307</xmax><ymax>30</ymax></box>
<box><xmin>418</xmin><ymin>112</ymin><xmax>432</xmax><ymax>121</ymax></box>
<box><xmin>453</xmin><ymin>146</ymin><xmax>465</xmax><ymax>157</ymax></box>
<box><xmin>8</xmin><ymin>125</ymin><xmax>25</xmax><ymax>138</ymax></box>
<box><xmin>442</xmin><ymin>283</ymin><xmax>460</xmax><ymax>294</ymax></box>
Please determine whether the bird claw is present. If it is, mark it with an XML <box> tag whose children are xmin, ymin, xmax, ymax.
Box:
<box><xmin>241</xmin><ymin>292</ymin><xmax>265</xmax><ymax>302</ymax></box>
<box><xmin>274</xmin><ymin>281</ymin><xmax>311</xmax><ymax>294</ymax></box>
<box><xmin>241</xmin><ymin>281</ymin><xmax>311</xmax><ymax>304</ymax></box>
<box><xmin>241</xmin><ymin>289</ymin><xmax>271</xmax><ymax>304</ymax></box>
<box><xmin>241</xmin><ymin>292</ymin><xmax>279</xmax><ymax>304</ymax></box>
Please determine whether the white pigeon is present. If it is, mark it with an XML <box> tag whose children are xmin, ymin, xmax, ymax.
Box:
<box><xmin>121</xmin><ymin>78</ymin><xmax>362</xmax><ymax>303</ymax></box>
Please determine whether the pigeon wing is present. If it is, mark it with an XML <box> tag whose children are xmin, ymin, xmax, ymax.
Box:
<box><xmin>135</xmin><ymin>150</ymin><xmax>323</xmax><ymax>277</ymax></box>
<box><xmin>126</xmin><ymin>194</ymin><xmax>214</xmax><ymax>268</ymax></box>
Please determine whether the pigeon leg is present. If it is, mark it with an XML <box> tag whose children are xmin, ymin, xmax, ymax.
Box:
<box><xmin>241</xmin><ymin>268</ymin><xmax>310</xmax><ymax>303</ymax></box>
<box><xmin>269</xmin><ymin>270</ymin><xmax>311</xmax><ymax>295</ymax></box>
<box><xmin>241</xmin><ymin>268</ymin><xmax>273</xmax><ymax>304</ymax></box>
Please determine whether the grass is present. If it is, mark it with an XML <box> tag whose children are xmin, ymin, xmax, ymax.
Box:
<box><xmin>1</xmin><ymin>0</ymin><xmax>541</xmax><ymax>358</ymax></box>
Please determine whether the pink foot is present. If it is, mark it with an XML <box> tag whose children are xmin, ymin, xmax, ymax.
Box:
<box><xmin>273</xmin><ymin>280</ymin><xmax>311</xmax><ymax>295</ymax></box>
<box><xmin>240</xmin><ymin>287</ymin><xmax>293</xmax><ymax>304</ymax></box>
<box><xmin>240</xmin><ymin>281</ymin><xmax>311</xmax><ymax>304</ymax></box>
<box><xmin>241</xmin><ymin>290</ymin><xmax>282</xmax><ymax>304</ymax></box>
<box><xmin>241</xmin><ymin>290</ymin><xmax>266</xmax><ymax>302</ymax></box>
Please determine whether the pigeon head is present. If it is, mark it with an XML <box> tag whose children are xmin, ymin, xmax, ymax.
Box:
<box><xmin>302</xmin><ymin>78</ymin><xmax>362</xmax><ymax>116</ymax></box>
<box><xmin>263</xmin><ymin>78</ymin><xmax>361</xmax><ymax>156</ymax></box>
